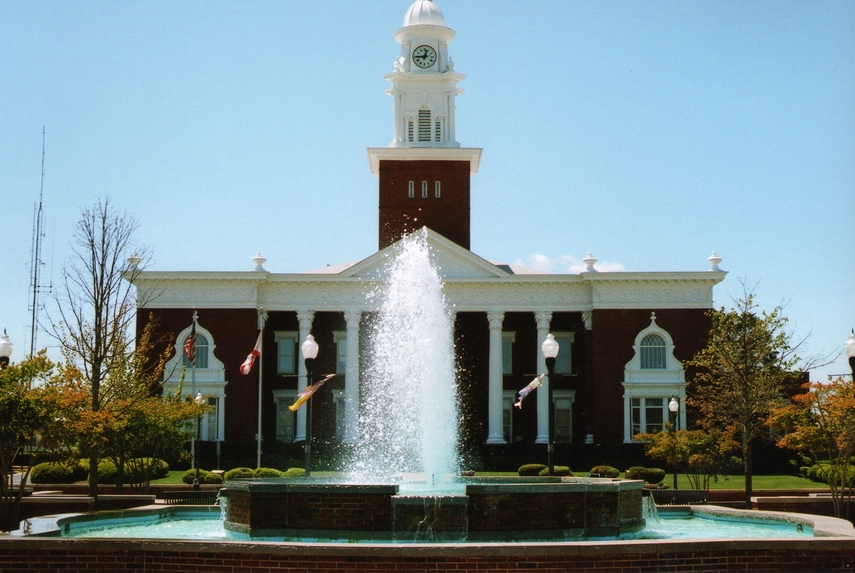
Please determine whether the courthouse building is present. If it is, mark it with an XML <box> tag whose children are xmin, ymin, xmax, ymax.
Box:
<box><xmin>132</xmin><ymin>0</ymin><xmax>726</xmax><ymax>468</ymax></box>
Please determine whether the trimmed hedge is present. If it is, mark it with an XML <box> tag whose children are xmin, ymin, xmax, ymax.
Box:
<box><xmin>254</xmin><ymin>467</ymin><xmax>282</xmax><ymax>478</ymax></box>
<box><xmin>224</xmin><ymin>467</ymin><xmax>254</xmax><ymax>481</ymax></box>
<box><xmin>181</xmin><ymin>469</ymin><xmax>212</xmax><ymax>484</ymax></box>
<box><xmin>281</xmin><ymin>468</ymin><xmax>306</xmax><ymax>478</ymax></box>
<box><xmin>539</xmin><ymin>466</ymin><xmax>573</xmax><ymax>477</ymax></box>
<box><xmin>518</xmin><ymin>463</ymin><xmax>548</xmax><ymax>476</ymax></box>
<box><xmin>30</xmin><ymin>462</ymin><xmax>77</xmax><ymax>484</ymax></box>
<box><xmin>625</xmin><ymin>466</ymin><xmax>666</xmax><ymax>484</ymax></box>
<box><xmin>589</xmin><ymin>465</ymin><xmax>620</xmax><ymax>478</ymax></box>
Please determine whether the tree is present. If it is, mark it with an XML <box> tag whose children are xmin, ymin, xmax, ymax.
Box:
<box><xmin>50</xmin><ymin>199</ymin><xmax>150</xmax><ymax>498</ymax></box>
<box><xmin>0</xmin><ymin>354</ymin><xmax>86</xmax><ymax>531</ymax></box>
<box><xmin>767</xmin><ymin>378</ymin><xmax>855</xmax><ymax>520</ymax></box>
<box><xmin>687</xmin><ymin>291</ymin><xmax>804</xmax><ymax>508</ymax></box>
<box><xmin>637</xmin><ymin>426</ymin><xmax>734</xmax><ymax>490</ymax></box>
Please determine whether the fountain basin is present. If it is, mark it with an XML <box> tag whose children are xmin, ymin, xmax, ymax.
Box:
<box><xmin>219</xmin><ymin>477</ymin><xmax>646</xmax><ymax>540</ymax></box>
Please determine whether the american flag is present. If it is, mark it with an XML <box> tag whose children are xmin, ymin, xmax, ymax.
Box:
<box><xmin>183</xmin><ymin>317</ymin><xmax>196</xmax><ymax>366</ymax></box>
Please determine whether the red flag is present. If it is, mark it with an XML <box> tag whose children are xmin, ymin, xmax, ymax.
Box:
<box><xmin>183</xmin><ymin>321</ymin><xmax>196</xmax><ymax>366</ymax></box>
<box><xmin>240</xmin><ymin>331</ymin><xmax>262</xmax><ymax>375</ymax></box>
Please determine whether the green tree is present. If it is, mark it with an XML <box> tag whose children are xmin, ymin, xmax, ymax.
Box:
<box><xmin>637</xmin><ymin>426</ymin><xmax>733</xmax><ymax>490</ymax></box>
<box><xmin>687</xmin><ymin>291</ymin><xmax>803</xmax><ymax>508</ymax></box>
<box><xmin>50</xmin><ymin>199</ymin><xmax>150</xmax><ymax>499</ymax></box>
<box><xmin>0</xmin><ymin>354</ymin><xmax>87</xmax><ymax>531</ymax></box>
<box><xmin>768</xmin><ymin>378</ymin><xmax>855</xmax><ymax>520</ymax></box>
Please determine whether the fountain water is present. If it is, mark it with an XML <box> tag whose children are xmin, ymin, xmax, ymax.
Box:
<box><xmin>348</xmin><ymin>231</ymin><xmax>460</xmax><ymax>488</ymax></box>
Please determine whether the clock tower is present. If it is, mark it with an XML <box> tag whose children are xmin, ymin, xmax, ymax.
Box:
<box><xmin>369</xmin><ymin>0</ymin><xmax>481</xmax><ymax>250</ymax></box>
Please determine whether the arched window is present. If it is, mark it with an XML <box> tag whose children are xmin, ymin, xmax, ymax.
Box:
<box><xmin>183</xmin><ymin>333</ymin><xmax>209</xmax><ymax>369</ymax></box>
<box><xmin>640</xmin><ymin>334</ymin><xmax>666</xmax><ymax>369</ymax></box>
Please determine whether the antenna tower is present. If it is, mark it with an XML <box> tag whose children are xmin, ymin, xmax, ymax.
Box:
<box><xmin>29</xmin><ymin>127</ymin><xmax>51</xmax><ymax>356</ymax></box>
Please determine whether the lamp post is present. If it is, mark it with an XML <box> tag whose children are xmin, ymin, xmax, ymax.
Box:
<box><xmin>845</xmin><ymin>330</ymin><xmax>855</xmax><ymax>379</ymax></box>
<box><xmin>301</xmin><ymin>334</ymin><xmax>319</xmax><ymax>478</ymax></box>
<box><xmin>668</xmin><ymin>397</ymin><xmax>680</xmax><ymax>490</ymax></box>
<box><xmin>0</xmin><ymin>329</ymin><xmax>12</xmax><ymax>369</ymax></box>
<box><xmin>541</xmin><ymin>333</ymin><xmax>559</xmax><ymax>475</ymax></box>
<box><xmin>194</xmin><ymin>391</ymin><xmax>203</xmax><ymax>490</ymax></box>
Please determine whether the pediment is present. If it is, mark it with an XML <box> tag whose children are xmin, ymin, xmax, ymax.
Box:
<box><xmin>340</xmin><ymin>227</ymin><xmax>511</xmax><ymax>280</ymax></box>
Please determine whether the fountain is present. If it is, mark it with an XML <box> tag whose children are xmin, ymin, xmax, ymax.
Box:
<box><xmin>5</xmin><ymin>231</ymin><xmax>855</xmax><ymax>569</ymax></box>
<box><xmin>219</xmin><ymin>231</ymin><xmax>646</xmax><ymax>541</ymax></box>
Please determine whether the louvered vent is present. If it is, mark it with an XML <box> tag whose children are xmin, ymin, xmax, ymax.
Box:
<box><xmin>418</xmin><ymin>109</ymin><xmax>431</xmax><ymax>142</ymax></box>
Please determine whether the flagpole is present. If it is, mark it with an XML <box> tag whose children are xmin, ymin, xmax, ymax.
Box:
<box><xmin>189</xmin><ymin>309</ymin><xmax>198</xmax><ymax>489</ymax></box>
<box><xmin>256</xmin><ymin>307</ymin><xmax>267</xmax><ymax>469</ymax></box>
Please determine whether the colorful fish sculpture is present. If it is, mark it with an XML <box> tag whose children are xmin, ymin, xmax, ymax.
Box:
<box><xmin>289</xmin><ymin>374</ymin><xmax>335</xmax><ymax>412</ymax></box>
<box><xmin>514</xmin><ymin>374</ymin><xmax>545</xmax><ymax>409</ymax></box>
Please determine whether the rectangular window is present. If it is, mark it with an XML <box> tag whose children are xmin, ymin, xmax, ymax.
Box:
<box><xmin>631</xmin><ymin>398</ymin><xmax>641</xmax><ymax>436</ymax></box>
<box><xmin>434</xmin><ymin>181</ymin><xmax>441</xmax><ymax>198</ymax></box>
<box><xmin>553</xmin><ymin>333</ymin><xmax>575</xmax><ymax>374</ymax></box>
<box><xmin>205</xmin><ymin>397</ymin><xmax>218</xmax><ymax>441</ymax></box>
<box><xmin>408</xmin><ymin>181</ymin><xmax>415</xmax><ymax>198</ymax></box>
<box><xmin>631</xmin><ymin>397</ymin><xmax>666</xmax><ymax>438</ymax></box>
<box><xmin>275</xmin><ymin>332</ymin><xmax>298</xmax><ymax>375</ymax></box>
<box><xmin>418</xmin><ymin>109</ymin><xmax>431</xmax><ymax>142</ymax></box>
<box><xmin>645</xmin><ymin>398</ymin><xmax>664</xmax><ymax>433</ymax></box>
<box><xmin>554</xmin><ymin>397</ymin><xmax>572</xmax><ymax>444</ymax></box>
<box><xmin>421</xmin><ymin>181</ymin><xmax>428</xmax><ymax>198</ymax></box>
<box><xmin>334</xmin><ymin>332</ymin><xmax>347</xmax><ymax>374</ymax></box>
<box><xmin>275</xmin><ymin>392</ymin><xmax>297</xmax><ymax>443</ymax></box>
<box><xmin>502</xmin><ymin>333</ymin><xmax>515</xmax><ymax>375</ymax></box>
<box><xmin>502</xmin><ymin>390</ymin><xmax>516</xmax><ymax>442</ymax></box>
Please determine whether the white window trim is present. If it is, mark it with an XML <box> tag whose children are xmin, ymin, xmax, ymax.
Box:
<box><xmin>622</xmin><ymin>313</ymin><xmax>685</xmax><ymax>442</ymax></box>
<box><xmin>502</xmin><ymin>390</ymin><xmax>516</xmax><ymax>442</ymax></box>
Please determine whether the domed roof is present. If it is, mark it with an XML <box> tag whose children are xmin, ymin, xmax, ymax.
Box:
<box><xmin>403</xmin><ymin>0</ymin><xmax>446</xmax><ymax>27</ymax></box>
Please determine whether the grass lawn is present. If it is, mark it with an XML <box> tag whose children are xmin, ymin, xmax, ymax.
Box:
<box><xmin>148</xmin><ymin>469</ymin><xmax>827</xmax><ymax>491</ymax></box>
<box><xmin>150</xmin><ymin>471</ymin><xmax>189</xmax><ymax>485</ymax></box>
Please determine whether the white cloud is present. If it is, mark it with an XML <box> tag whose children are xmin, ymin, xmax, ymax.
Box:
<box><xmin>514</xmin><ymin>254</ymin><xmax>627</xmax><ymax>274</ymax></box>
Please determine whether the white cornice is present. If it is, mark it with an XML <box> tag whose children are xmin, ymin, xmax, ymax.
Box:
<box><xmin>367</xmin><ymin>147</ymin><xmax>482</xmax><ymax>175</ymax></box>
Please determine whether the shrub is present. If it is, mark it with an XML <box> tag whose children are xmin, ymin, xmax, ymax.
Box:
<box><xmin>281</xmin><ymin>468</ymin><xmax>305</xmax><ymax>478</ymax></box>
<box><xmin>589</xmin><ymin>465</ymin><xmax>620</xmax><ymax>478</ymax></box>
<box><xmin>254</xmin><ymin>467</ymin><xmax>282</xmax><ymax>478</ymax></box>
<box><xmin>30</xmin><ymin>462</ymin><xmax>75</xmax><ymax>484</ymax></box>
<box><xmin>97</xmin><ymin>460</ymin><xmax>118</xmax><ymax>484</ymax></box>
<box><xmin>125</xmin><ymin>458</ymin><xmax>169</xmax><ymax>483</ymax></box>
<box><xmin>203</xmin><ymin>472</ymin><xmax>224</xmax><ymax>484</ymax></box>
<box><xmin>224</xmin><ymin>467</ymin><xmax>255</xmax><ymax>481</ymax></box>
<box><xmin>181</xmin><ymin>469</ymin><xmax>212</xmax><ymax>484</ymax></box>
<box><xmin>518</xmin><ymin>463</ymin><xmax>548</xmax><ymax>476</ymax></box>
<box><xmin>538</xmin><ymin>466</ymin><xmax>573</xmax><ymax>477</ymax></box>
<box><xmin>624</xmin><ymin>466</ymin><xmax>647</xmax><ymax>481</ymax></box>
<box><xmin>625</xmin><ymin>466</ymin><xmax>666</xmax><ymax>484</ymax></box>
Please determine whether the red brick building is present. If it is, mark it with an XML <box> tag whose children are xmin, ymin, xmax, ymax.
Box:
<box><xmin>131</xmin><ymin>0</ymin><xmax>725</xmax><ymax>470</ymax></box>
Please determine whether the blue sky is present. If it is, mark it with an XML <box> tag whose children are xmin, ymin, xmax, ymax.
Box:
<box><xmin>2</xmin><ymin>0</ymin><xmax>853</xmax><ymax>378</ymax></box>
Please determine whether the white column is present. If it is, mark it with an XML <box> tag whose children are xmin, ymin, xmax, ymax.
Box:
<box><xmin>535</xmin><ymin>311</ymin><xmax>552</xmax><ymax>444</ymax></box>
<box><xmin>343</xmin><ymin>309</ymin><xmax>362</xmax><ymax>443</ymax></box>
<box><xmin>486</xmin><ymin>311</ymin><xmax>505</xmax><ymax>444</ymax></box>
<box><xmin>296</xmin><ymin>310</ymin><xmax>315</xmax><ymax>443</ymax></box>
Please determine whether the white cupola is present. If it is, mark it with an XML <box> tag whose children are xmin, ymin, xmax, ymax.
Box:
<box><xmin>386</xmin><ymin>0</ymin><xmax>464</xmax><ymax>148</ymax></box>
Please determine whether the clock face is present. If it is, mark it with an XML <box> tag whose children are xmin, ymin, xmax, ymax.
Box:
<box><xmin>412</xmin><ymin>45</ymin><xmax>437</xmax><ymax>69</ymax></box>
